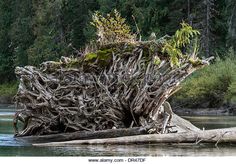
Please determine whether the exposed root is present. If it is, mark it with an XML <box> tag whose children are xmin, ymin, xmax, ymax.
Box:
<box><xmin>14</xmin><ymin>41</ymin><xmax>209</xmax><ymax>137</ymax></box>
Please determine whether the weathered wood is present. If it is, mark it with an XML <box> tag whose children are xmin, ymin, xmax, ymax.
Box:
<box><xmin>14</xmin><ymin>42</ymin><xmax>209</xmax><ymax>137</ymax></box>
<box><xmin>15</xmin><ymin>127</ymin><xmax>147</xmax><ymax>143</ymax></box>
<box><xmin>170</xmin><ymin>114</ymin><xmax>200</xmax><ymax>132</ymax></box>
<box><xmin>161</xmin><ymin>113</ymin><xmax>169</xmax><ymax>134</ymax></box>
<box><xmin>16</xmin><ymin>114</ymin><xmax>199</xmax><ymax>143</ymax></box>
<box><xmin>34</xmin><ymin>127</ymin><xmax>236</xmax><ymax>146</ymax></box>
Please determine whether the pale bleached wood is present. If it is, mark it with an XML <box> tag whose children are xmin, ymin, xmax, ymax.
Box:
<box><xmin>34</xmin><ymin>127</ymin><xmax>236</xmax><ymax>146</ymax></box>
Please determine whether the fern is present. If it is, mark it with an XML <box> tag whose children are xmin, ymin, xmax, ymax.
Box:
<box><xmin>162</xmin><ymin>22</ymin><xmax>200</xmax><ymax>67</ymax></box>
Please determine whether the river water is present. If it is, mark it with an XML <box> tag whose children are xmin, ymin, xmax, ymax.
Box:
<box><xmin>1</xmin><ymin>107</ymin><xmax>236</xmax><ymax>156</ymax></box>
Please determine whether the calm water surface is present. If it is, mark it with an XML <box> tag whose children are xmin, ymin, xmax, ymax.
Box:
<box><xmin>1</xmin><ymin>107</ymin><xmax>236</xmax><ymax>156</ymax></box>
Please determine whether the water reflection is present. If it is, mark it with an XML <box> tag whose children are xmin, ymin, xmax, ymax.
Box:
<box><xmin>2</xmin><ymin>143</ymin><xmax>236</xmax><ymax>156</ymax></box>
<box><xmin>1</xmin><ymin>108</ymin><xmax>236</xmax><ymax>156</ymax></box>
<box><xmin>0</xmin><ymin>113</ymin><xmax>14</xmax><ymax>134</ymax></box>
<box><xmin>182</xmin><ymin>116</ymin><xmax>236</xmax><ymax>130</ymax></box>
<box><xmin>49</xmin><ymin>143</ymin><xmax>236</xmax><ymax>156</ymax></box>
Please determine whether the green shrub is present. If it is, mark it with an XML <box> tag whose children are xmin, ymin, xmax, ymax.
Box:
<box><xmin>172</xmin><ymin>56</ymin><xmax>236</xmax><ymax>108</ymax></box>
<box><xmin>226</xmin><ymin>81</ymin><xmax>236</xmax><ymax>103</ymax></box>
<box><xmin>0</xmin><ymin>81</ymin><xmax>18</xmax><ymax>97</ymax></box>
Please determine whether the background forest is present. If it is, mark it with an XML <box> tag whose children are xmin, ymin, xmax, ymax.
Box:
<box><xmin>0</xmin><ymin>0</ymin><xmax>236</xmax><ymax>108</ymax></box>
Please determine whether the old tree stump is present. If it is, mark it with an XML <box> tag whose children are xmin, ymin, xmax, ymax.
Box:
<box><xmin>14</xmin><ymin>11</ymin><xmax>234</xmax><ymax>146</ymax></box>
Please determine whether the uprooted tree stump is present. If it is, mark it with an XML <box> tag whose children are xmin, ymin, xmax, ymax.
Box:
<box><xmin>13</xmin><ymin>39</ymin><xmax>210</xmax><ymax>137</ymax></box>
<box><xmin>13</xmin><ymin>11</ymin><xmax>217</xmax><ymax>144</ymax></box>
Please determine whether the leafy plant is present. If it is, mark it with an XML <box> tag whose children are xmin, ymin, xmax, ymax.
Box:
<box><xmin>162</xmin><ymin>22</ymin><xmax>200</xmax><ymax>67</ymax></box>
<box><xmin>91</xmin><ymin>9</ymin><xmax>136</xmax><ymax>44</ymax></box>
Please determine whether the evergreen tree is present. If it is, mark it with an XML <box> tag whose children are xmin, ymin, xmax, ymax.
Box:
<box><xmin>190</xmin><ymin>0</ymin><xmax>215</xmax><ymax>57</ymax></box>
<box><xmin>27</xmin><ymin>0</ymin><xmax>67</xmax><ymax>65</ymax></box>
<box><xmin>62</xmin><ymin>0</ymin><xmax>99</xmax><ymax>50</ymax></box>
<box><xmin>227</xmin><ymin>0</ymin><xmax>236</xmax><ymax>52</ymax></box>
<box><xmin>0</xmin><ymin>0</ymin><xmax>234</xmax><ymax>83</ymax></box>
<box><xmin>10</xmin><ymin>0</ymin><xmax>35</xmax><ymax>67</ymax></box>
<box><xmin>0</xmin><ymin>0</ymin><xmax>15</xmax><ymax>82</ymax></box>
<box><xmin>211</xmin><ymin>0</ymin><xmax>229</xmax><ymax>55</ymax></box>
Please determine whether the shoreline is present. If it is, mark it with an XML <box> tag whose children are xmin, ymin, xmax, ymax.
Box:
<box><xmin>0</xmin><ymin>96</ymin><xmax>13</xmax><ymax>105</ymax></box>
<box><xmin>173</xmin><ymin>105</ymin><xmax>236</xmax><ymax>116</ymax></box>
<box><xmin>0</xmin><ymin>95</ymin><xmax>236</xmax><ymax>116</ymax></box>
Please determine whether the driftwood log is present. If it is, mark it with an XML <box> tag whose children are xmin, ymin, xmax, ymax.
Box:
<box><xmin>34</xmin><ymin>127</ymin><xmax>236</xmax><ymax>146</ymax></box>
<box><xmin>15</xmin><ymin>114</ymin><xmax>199</xmax><ymax>143</ymax></box>
<box><xmin>16</xmin><ymin>113</ymin><xmax>236</xmax><ymax>146</ymax></box>
<box><xmin>32</xmin><ymin>114</ymin><xmax>236</xmax><ymax>146</ymax></box>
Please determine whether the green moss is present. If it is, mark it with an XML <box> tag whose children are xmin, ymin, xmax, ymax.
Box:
<box><xmin>84</xmin><ymin>53</ymin><xmax>97</xmax><ymax>61</ymax></box>
<box><xmin>153</xmin><ymin>56</ymin><xmax>161</xmax><ymax>65</ymax></box>
<box><xmin>50</xmin><ymin>61</ymin><xmax>61</xmax><ymax>70</ymax></box>
<box><xmin>65</xmin><ymin>58</ymin><xmax>82</xmax><ymax>68</ymax></box>
<box><xmin>97</xmin><ymin>49</ymin><xmax>113</xmax><ymax>59</ymax></box>
<box><xmin>96</xmin><ymin>49</ymin><xmax>113</xmax><ymax>67</ymax></box>
<box><xmin>122</xmin><ymin>43</ymin><xmax>137</xmax><ymax>53</ymax></box>
<box><xmin>188</xmin><ymin>58</ymin><xmax>204</xmax><ymax>67</ymax></box>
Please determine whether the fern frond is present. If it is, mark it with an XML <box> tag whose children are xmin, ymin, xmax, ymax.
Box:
<box><xmin>162</xmin><ymin>22</ymin><xmax>200</xmax><ymax>67</ymax></box>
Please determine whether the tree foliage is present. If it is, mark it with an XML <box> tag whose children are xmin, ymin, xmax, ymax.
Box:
<box><xmin>91</xmin><ymin>9</ymin><xmax>136</xmax><ymax>44</ymax></box>
<box><xmin>0</xmin><ymin>0</ymin><xmax>235</xmax><ymax>85</ymax></box>
<box><xmin>162</xmin><ymin>22</ymin><xmax>200</xmax><ymax>67</ymax></box>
